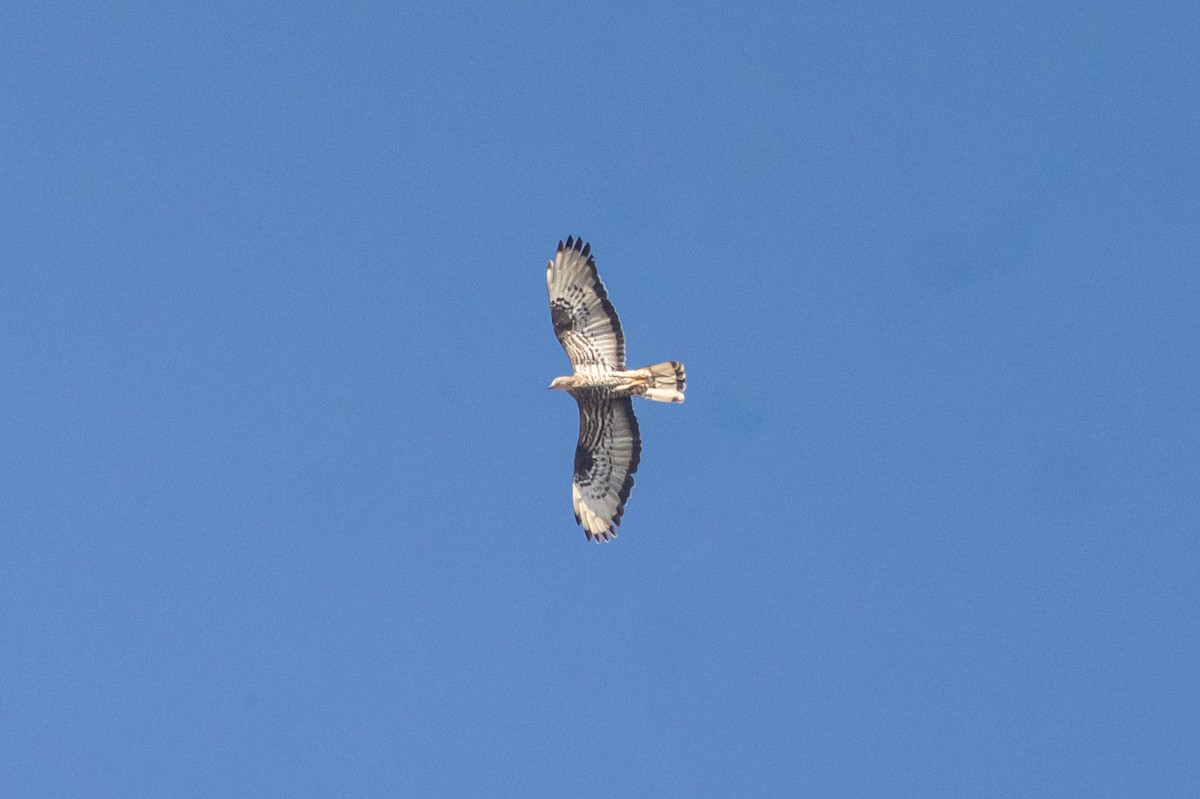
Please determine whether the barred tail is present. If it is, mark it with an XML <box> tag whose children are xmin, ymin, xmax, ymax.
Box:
<box><xmin>639</xmin><ymin>361</ymin><xmax>686</xmax><ymax>403</ymax></box>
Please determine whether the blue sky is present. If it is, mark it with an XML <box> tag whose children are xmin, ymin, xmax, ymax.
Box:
<box><xmin>2</xmin><ymin>1</ymin><xmax>1197</xmax><ymax>795</ymax></box>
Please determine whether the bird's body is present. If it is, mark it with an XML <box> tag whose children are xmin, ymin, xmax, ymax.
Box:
<box><xmin>546</xmin><ymin>236</ymin><xmax>686</xmax><ymax>542</ymax></box>
<box><xmin>550</xmin><ymin>363</ymin><xmax>686</xmax><ymax>402</ymax></box>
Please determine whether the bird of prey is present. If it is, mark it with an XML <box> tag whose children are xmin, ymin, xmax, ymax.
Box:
<box><xmin>546</xmin><ymin>236</ymin><xmax>686</xmax><ymax>542</ymax></box>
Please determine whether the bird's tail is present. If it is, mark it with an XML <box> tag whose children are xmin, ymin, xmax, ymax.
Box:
<box><xmin>636</xmin><ymin>361</ymin><xmax>686</xmax><ymax>403</ymax></box>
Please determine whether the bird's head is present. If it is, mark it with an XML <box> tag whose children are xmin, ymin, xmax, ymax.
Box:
<box><xmin>548</xmin><ymin>376</ymin><xmax>574</xmax><ymax>392</ymax></box>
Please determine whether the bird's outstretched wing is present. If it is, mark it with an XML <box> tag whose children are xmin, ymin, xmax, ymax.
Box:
<box><xmin>572</xmin><ymin>395</ymin><xmax>641</xmax><ymax>542</ymax></box>
<box><xmin>546</xmin><ymin>236</ymin><xmax>626</xmax><ymax>370</ymax></box>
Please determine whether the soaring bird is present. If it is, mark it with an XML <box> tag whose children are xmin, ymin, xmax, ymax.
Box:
<box><xmin>546</xmin><ymin>236</ymin><xmax>686</xmax><ymax>542</ymax></box>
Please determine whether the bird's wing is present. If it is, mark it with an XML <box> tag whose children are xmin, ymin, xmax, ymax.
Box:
<box><xmin>571</xmin><ymin>395</ymin><xmax>641</xmax><ymax>542</ymax></box>
<box><xmin>546</xmin><ymin>236</ymin><xmax>626</xmax><ymax>370</ymax></box>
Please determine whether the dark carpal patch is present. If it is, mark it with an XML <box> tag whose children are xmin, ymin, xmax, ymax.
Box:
<box><xmin>550</xmin><ymin>300</ymin><xmax>574</xmax><ymax>334</ymax></box>
<box><xmin>573</xmin><ymin>443</ymin><xmax>595</xmax><ymax>483</ymax></box>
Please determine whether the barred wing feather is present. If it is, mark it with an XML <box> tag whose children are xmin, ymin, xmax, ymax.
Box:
<box><xmin>572</xmin><ymin>396</ymin><xmax>641</xmax><ymax>542</ymax></box>
<box><xmin>546</xmin><ymin>236</ymin><xmax>626</xmax><ymax>370</ymax></box>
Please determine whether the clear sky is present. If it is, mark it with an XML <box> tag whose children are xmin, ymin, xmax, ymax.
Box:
<box><xmin>2</xmin><ymin>2</ymin><xmax>1197</xmax><ymax>796</ymax></box>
